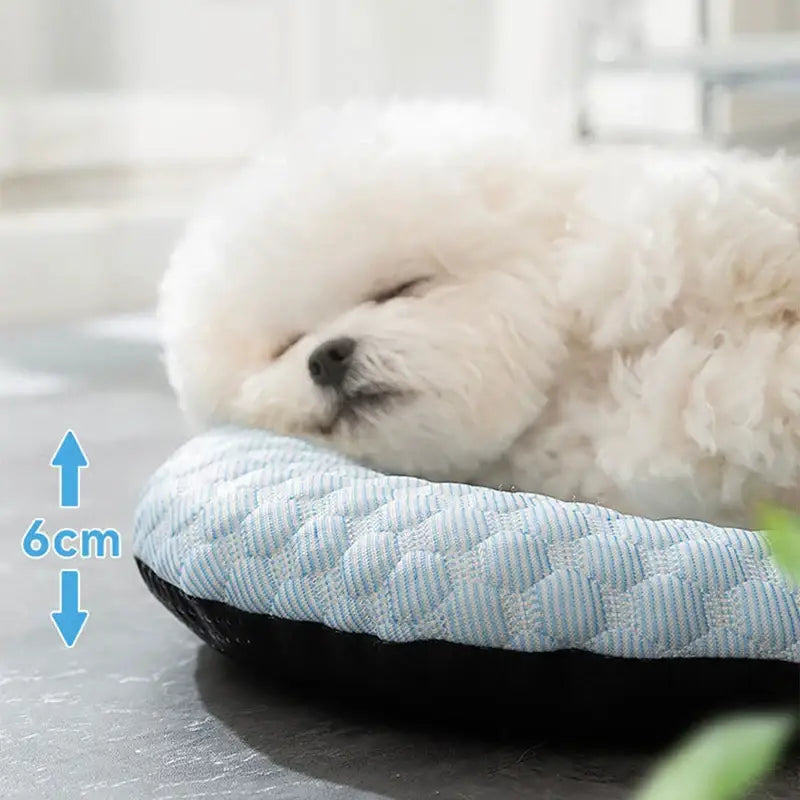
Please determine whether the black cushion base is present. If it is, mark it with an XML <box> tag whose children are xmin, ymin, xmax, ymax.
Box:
<box><xmin>137</xmin><ymin>559</ymin><xmax>799</xmax><ymax>743</ymax></box>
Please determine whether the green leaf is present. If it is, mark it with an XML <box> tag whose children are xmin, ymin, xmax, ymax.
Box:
<box><xmin>635</xmin><ymin>713</ymin><xmax>794</xmax><ymax>800</ymax></box>
<box><xmin>758</xmin><ymin>505</ymin><xmax>800</xmax><ymax>586</ymax></box>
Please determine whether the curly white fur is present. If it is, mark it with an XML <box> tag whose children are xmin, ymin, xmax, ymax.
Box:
<box><xmin>160</xmin><ymin>102</ymin><xmax>800</xmax><ymax>527</ymax></box>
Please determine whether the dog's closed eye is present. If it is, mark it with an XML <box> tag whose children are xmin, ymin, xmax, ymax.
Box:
<box><xmin>371</xmin><ymin>278</ymin><xmax>428</xmax><ymax>304</ymax></box>
<box><xmin>274</xmin><ymin>334</ymin><xmax>302</xmax><ymax>359</ymax></box>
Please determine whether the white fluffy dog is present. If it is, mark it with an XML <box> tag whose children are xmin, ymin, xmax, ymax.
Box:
<box><xmin>160</xmin><ymin>102</ymin><xmax>800</xmax><ymax>527</ymax></box>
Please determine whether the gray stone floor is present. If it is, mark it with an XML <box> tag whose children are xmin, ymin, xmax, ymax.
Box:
<box><xmin>0</xmin><ymin>316</ymin><xmax>797</xmax><ymax>799</ymax></box>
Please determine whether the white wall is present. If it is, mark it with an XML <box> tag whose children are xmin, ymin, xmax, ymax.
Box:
<box><xmin>0</xmin><ymin>0</ymin><xmax>581</xmax><ymax>168</ymax></box>
<box><xmin>0</xmin><ymin>0</ymin><xmax>580</xmax><ymax>324</ymax></box>
<box><xmin>0</xmin><ymin>1</ymin><xmax>499</xmax><ymax>128</ymax></box>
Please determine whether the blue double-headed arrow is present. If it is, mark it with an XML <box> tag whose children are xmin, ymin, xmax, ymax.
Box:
<box><xmin>47</xmin><ymin>432</ymin><xmax>91</xmax><ymax>646</ymax></box>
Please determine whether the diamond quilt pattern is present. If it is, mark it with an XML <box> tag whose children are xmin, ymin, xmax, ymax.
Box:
<box><xmin>133</xmin><ymin>427</ymin><xmax>800</xmax><ymax>662</ymax></box>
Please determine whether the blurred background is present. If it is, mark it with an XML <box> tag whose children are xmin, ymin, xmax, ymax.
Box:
<box><xmin>1</xmin><ymin>0</ymin><xmax>800</xmax><ymax>328</ymax></box>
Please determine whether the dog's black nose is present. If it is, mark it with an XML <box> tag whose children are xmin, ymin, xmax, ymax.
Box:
<box><xmin>308</xmin><ymin>337</ymin><xmax>356</xmax><ymax>387</ymax></box>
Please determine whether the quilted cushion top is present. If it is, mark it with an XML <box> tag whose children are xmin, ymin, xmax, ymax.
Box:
<box><xmin>133</xmin><ymin>428</ymin><xmax>800</xmax><ymax>663</ymax></box>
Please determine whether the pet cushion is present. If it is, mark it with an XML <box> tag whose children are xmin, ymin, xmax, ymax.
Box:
<box><xmin>134</xmin><ymin>427</ymin><xmax>800</xmax><ymax>661</ymax></box>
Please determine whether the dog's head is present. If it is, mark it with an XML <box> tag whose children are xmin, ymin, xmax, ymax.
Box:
<box><xmin>161</xmin><ymin>103</ymin><xmax>568</xmax><ymax>482</ymax></box>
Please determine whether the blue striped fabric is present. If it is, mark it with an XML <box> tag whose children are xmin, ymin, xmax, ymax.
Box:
<box><xmin>133</xmin><ymin>427</ymin><xmax>800</xmax><ymax>662</ymax></box>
